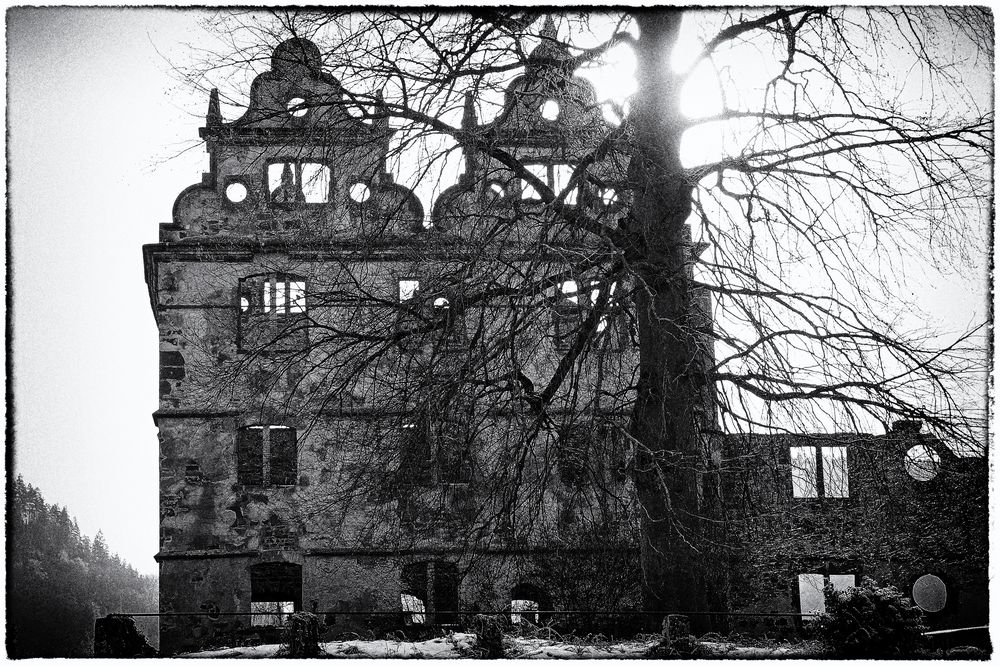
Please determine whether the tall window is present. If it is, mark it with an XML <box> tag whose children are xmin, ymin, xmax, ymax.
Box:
<box><xmin>790</xmin><ymin>445</ymin><xmax>849</xmax><ymax>498</ymax></box>
<box><xmin>237</xmin><ymin>426</ymin><xmax>297</xmax><ymax>486</ymax></box>
<box><xmin>798</xmin><ymin>573</ymin><xmax>856</xmax><ymax>617</ymax></box>
<box><xmin>241</xmin><ymin>276</ymin><xmax>306</xmax><ymax>316</ymax></box>
<box><xmin>399</xmin><ymin>418</ymin><xmax>433</xmax><ymax>485</ymax></box>
<box><xmin>398</xmin><ymin>414</ymin><xmax>471</xmax><ymax>485</ymax></box>
<box><xmin>400</xmin><ymin>561</ymin><xmax>461</xmax><ymax>625</ymax></box>
<box><xmin>521</xmin><ymin>163</ymin><xmax>579</xmax><ymax>205</ymax></box>
<box><xmin>395</xmin><ymin>278</ymin><xmax>465</xmax><ymax>350</ymax></box>
<box><xmin>431</xmin><ymin>296</ymin><xmax>466</xmax><ymax>348</ymax></box>
<box><xmin>238</xmin><ymin>274</ymin><xmax>308</xmax><ymax>352</ymax></box>
<box><xmin>267</xmin><ymin>160</ymin><xmax>331</xmax><ymax>204</ymax></box>
<box><xmin>553</xmin><ymin>280</ymin><xmax>624</xmax><ymax>351</ymax></box>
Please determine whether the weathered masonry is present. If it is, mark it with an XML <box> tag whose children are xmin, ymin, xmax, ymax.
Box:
<box><xmin>144</xmin><ymin>27</ymin><xmax>650</xmax><ymax>655</ymax></box>
<box><xmin>722</xmin><ymin>423</ymin><xmax>987</xmax><ymax>637</ymax></box>
<box><xmin>144</xmin><ymin>24</ymin><xmax>986</xmax><ymax>655</ymax></box>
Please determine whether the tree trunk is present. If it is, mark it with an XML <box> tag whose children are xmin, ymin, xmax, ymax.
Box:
<box><xmin>626</xmin><ymin>9</ymin><xmax>729</xmax><ymax>633</ymax></box>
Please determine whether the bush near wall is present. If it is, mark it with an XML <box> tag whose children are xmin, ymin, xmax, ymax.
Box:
<box><xmin>812</xmin><ymin>578</ymin><xmax>926</xmax><ymax>657</ymax></box>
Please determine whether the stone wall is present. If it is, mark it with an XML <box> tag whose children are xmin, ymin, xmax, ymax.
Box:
<box><xmin>723</xmin><ymin>426</ymin><xmax>987</xmax><ymax>636</ymax></box>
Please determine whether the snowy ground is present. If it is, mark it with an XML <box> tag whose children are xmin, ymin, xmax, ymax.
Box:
<box><xmin>178</xmin><ymin>633</ymin><xmax>822</xmax><ymax>659</ymax></box>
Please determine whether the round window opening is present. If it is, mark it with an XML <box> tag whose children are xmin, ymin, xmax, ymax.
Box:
<box><xmin>540</xmin><ymin>99</ymin><xmax>560</xmax><ymax>121</ymax></box>
<box><xmin>912</xmin><ymin>574</ymin><xmax>947</xmax><ymax>612</ymax></box>
<box><xmin>225</xmin><ymin>182</ymin><xmax>248</xmax><ymax>204</ymax></box>
<box><xmin>286</xmin><ymin>97</ymin><xmax>308</xmax><ymax>117</ymax></box>
<box><xmin>349</xmin><ymin>183</ymin><xmax>372</xmax><ymax>203</ymax></box>
<box><xmin>904</xmin><ymin>444</ymin><xmax>940</xmax><ymax>481</ymax></box>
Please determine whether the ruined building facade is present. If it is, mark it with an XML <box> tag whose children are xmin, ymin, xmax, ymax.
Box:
<box><xmin>144</xmin><ymin>31</ymin><xmax>986</xmax><ymax>655</ymax></box>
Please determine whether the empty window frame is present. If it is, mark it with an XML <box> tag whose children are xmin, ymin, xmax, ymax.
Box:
<box><xmin>267</xmin><ymin>160</ymin><xmax>331</xmax><ymax>204</ymax></box>
<box><xmin>399</xmin><ymin>418</ymin><xmax>434</xmax><ymax>484</ymax></box>
<box><xmin>510</xmin><ymin>583</ymin><xmax>549</xmax><ymax>625</ymax></box>
<box><xmin>251</xmin><ymin>601</ymin><xmax>294</xmax><ymax>627</ymax></box>
<box><xmin>798</xmin><ymin>573</ymin><xmax>856</xmax><ymax>617</ymax></box>
<box><xmin>399</xmin><ymin>415</ymin><xmax>471</xmax><ymax>485</ymax></box>
<box><xmin>400</xmin><ymin>593</ymin><xmax>427</xmax><ymax>625</ymax></box>
<box><xmin>237</xmin><ymin>426</ymin><xmax>297</xmax><ymax>486</ymax></box>
<box><xmin>555</xmin><ymin>425</ymin><xmax>591</xmax><ymax>488</ymax></box>
<box><xmin>510</xmin><ymin>599</ymin><xmax>540</xmax><ymax>625</ymax></box>
<box><xmin>398</xmin><ymin>278</ymin><xmax>420</xmax><ymax>303</ymax></box>
<box><xmin>238</xmin><ymin>274</ymin><xmax>309</xmax><ymax>352</ymax></box>
<box><xmin>553</xmin><ymin>280</ymin><xmax>624</xmax><ymax>351</ymax></box>
<box><xmin>250</xmin><ymin>562</ymin><xmax>301</xmax><ymax>626</ymax></box>
<box><xmin>400</xmin><ymin>561</ymin><xmax>460</xmax><ymax>625</ymax></box>
<box><xmin>521</xmin><ymin>164</ymin><xmax>579</xmax><ymax>205</ymax></box>
<box><xmin>431</xmin><ymin>296</ymin><xmax>466</xmax><ymax>348</ymax></box>
<box><xmin>790</xmin><ymin>445</ymin><xmax>849</xmax><ymax>498</ymax></box>
<box><xmin>436</xmin><ymin>417</ymin><xmax>473</xmax><ymax>484</ymax></box>
<box><xmin>240</xmin><ymin>275</ymin><xmax>307</xmax><ymax>317</ymax></box>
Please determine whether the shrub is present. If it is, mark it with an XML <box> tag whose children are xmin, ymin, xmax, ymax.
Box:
<box><xmin>812</xmin><ymin>578</ymin><xmax>927</xmax><ymax>657</ymax></box>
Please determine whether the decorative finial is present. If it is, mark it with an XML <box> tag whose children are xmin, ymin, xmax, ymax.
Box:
<box><xmin>540</xmin><ymin>14</ymin><xmax>558</xmax><ymax>41</ymax></box>
<box><xmin>462</xmin><ymin>91</ymin><xmax>480</xmax><ymax>182</ymax></box>
<box><xmin>373</xmin><ymin>88</ymin><xmax>392</xmax><ymax>176</ymax></box>
<box><xmin>207</xmin><ymin>88</ymin><xmax>221</xmax><ymax>127</ymax></box>
<box><xmin>527</xmin><ymin>14</ymin><xmax>570</xmax><ymax>67</ymax></box>
<box><xmin>462</xmin><ymin>91</ymin><xmax>477</xmax><ymax>130</ymax></box>
<box><xmin>373</xmin><ymin>88</ymin><xmax>388</xmax><ymax>133</ymax></box>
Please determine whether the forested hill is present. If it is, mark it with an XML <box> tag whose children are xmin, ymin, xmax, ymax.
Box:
<box><xmin>8</xmin><ymin>476</ymin><xmax>158</xmax><ymax>657</ymax></box>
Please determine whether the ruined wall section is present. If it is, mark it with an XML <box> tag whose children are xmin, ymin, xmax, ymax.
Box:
<box><xmin>722</xmin><ymin>428</ymin><xmax>987</xmax><ymax>633</ymax></box>
<box><xmin>147</xmin><ymin>32</ymin><xmax>645</xmax><ymax>653</ymax></box>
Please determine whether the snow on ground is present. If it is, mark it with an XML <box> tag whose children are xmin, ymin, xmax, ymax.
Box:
<box><xmin>507</xmin><ymin>637</ymin><xmax>655</xmax><ymax>659</ymax></box>
<box><xmin>177</xmin><ymin>634</ymin><xmax>476</xmax><ymax>659</ymax></box>
<box><xmin>177</xmin><ymin>634</ymin><xmax>819</xmax><ymax>659</ymax></box>
<box><xmin>700</xmin><ymin>640</ymin><xmax>824</xmax><ymax>658</ymax></box>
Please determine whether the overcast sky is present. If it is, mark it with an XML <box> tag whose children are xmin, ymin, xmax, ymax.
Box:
<box><xmin>7</xmin><ymin>7</ymin><xmax>990</xmax><ymax>575</ymax></box>
<box><xmin>9</xmin><ymin>8</ymin><xmax>215</xmax><ymax>573</ymax></box>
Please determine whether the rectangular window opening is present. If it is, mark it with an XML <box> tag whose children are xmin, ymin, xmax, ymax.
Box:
<box><xmin>791</xmin><ymin>445</ymin><xmax>849</xmax><ymax>498</ymax></box>
<box><xmin>822</xmin><ymin>446</ymin><xmax>849</xmax><ymax>497</ymax></box>
<box><xmin>797</xmin><ymin>573</ymin><xmax>826</xmax><ymax>617</ymax></box>
<box><xmin>521</xmin><ymin>164</ymin><xmax>548</xmax><ymax>200</ymax></box>
<box><xmin>552</xmin><ymin>164</ymin><xmax>578</xmax><ymax>205</ymax></box>
<box><xmin>790</xmin><ymin>446</ymin><xmax>818</xmax><ymax>498</ymax></box>
<box><xmin>237</xmin><ymin>426</ymin><xmax>297</xmax><ymax>487</ymax></box>
<box><xmin>398</xmin><ymin>279</ymin><xmax>420</xmax><ymax>302</ymax></box>
<box><xmin>267</xmin><ymin>161</ymin><xmax>330</xmax><ymax>204</ymax></box>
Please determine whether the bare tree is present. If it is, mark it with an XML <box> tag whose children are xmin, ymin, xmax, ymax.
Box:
<box><xmin>165</xmin><ymin>7</ymin><xmax>990</xmax><ymax>627</ymax></box>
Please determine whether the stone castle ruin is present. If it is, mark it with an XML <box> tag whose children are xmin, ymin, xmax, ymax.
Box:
<box><xmin>143</xmin><ymin>27</ymin><xmax>986</xmax><ymax>655</ymax></box>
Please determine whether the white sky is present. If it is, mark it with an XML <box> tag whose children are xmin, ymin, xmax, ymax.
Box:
<box><xmin>7</xmin><ymin>7</ymin><xmax>990</xmax><ymax>574</ymax></box>
<box><xmin>9</xmin><ymin>8</ymin><xmax>214</xmax><ymax>574</ymax></box>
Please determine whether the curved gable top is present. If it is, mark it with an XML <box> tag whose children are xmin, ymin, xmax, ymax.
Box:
<box><xmin>478</xmin><ymin>17</ymin><xmax>612</xmax><ymax>146</ymax></box>
<box><xmin>203</xmin><ymin>37</ymin><xmax>384</xmax><ymax>142</ymax></box>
